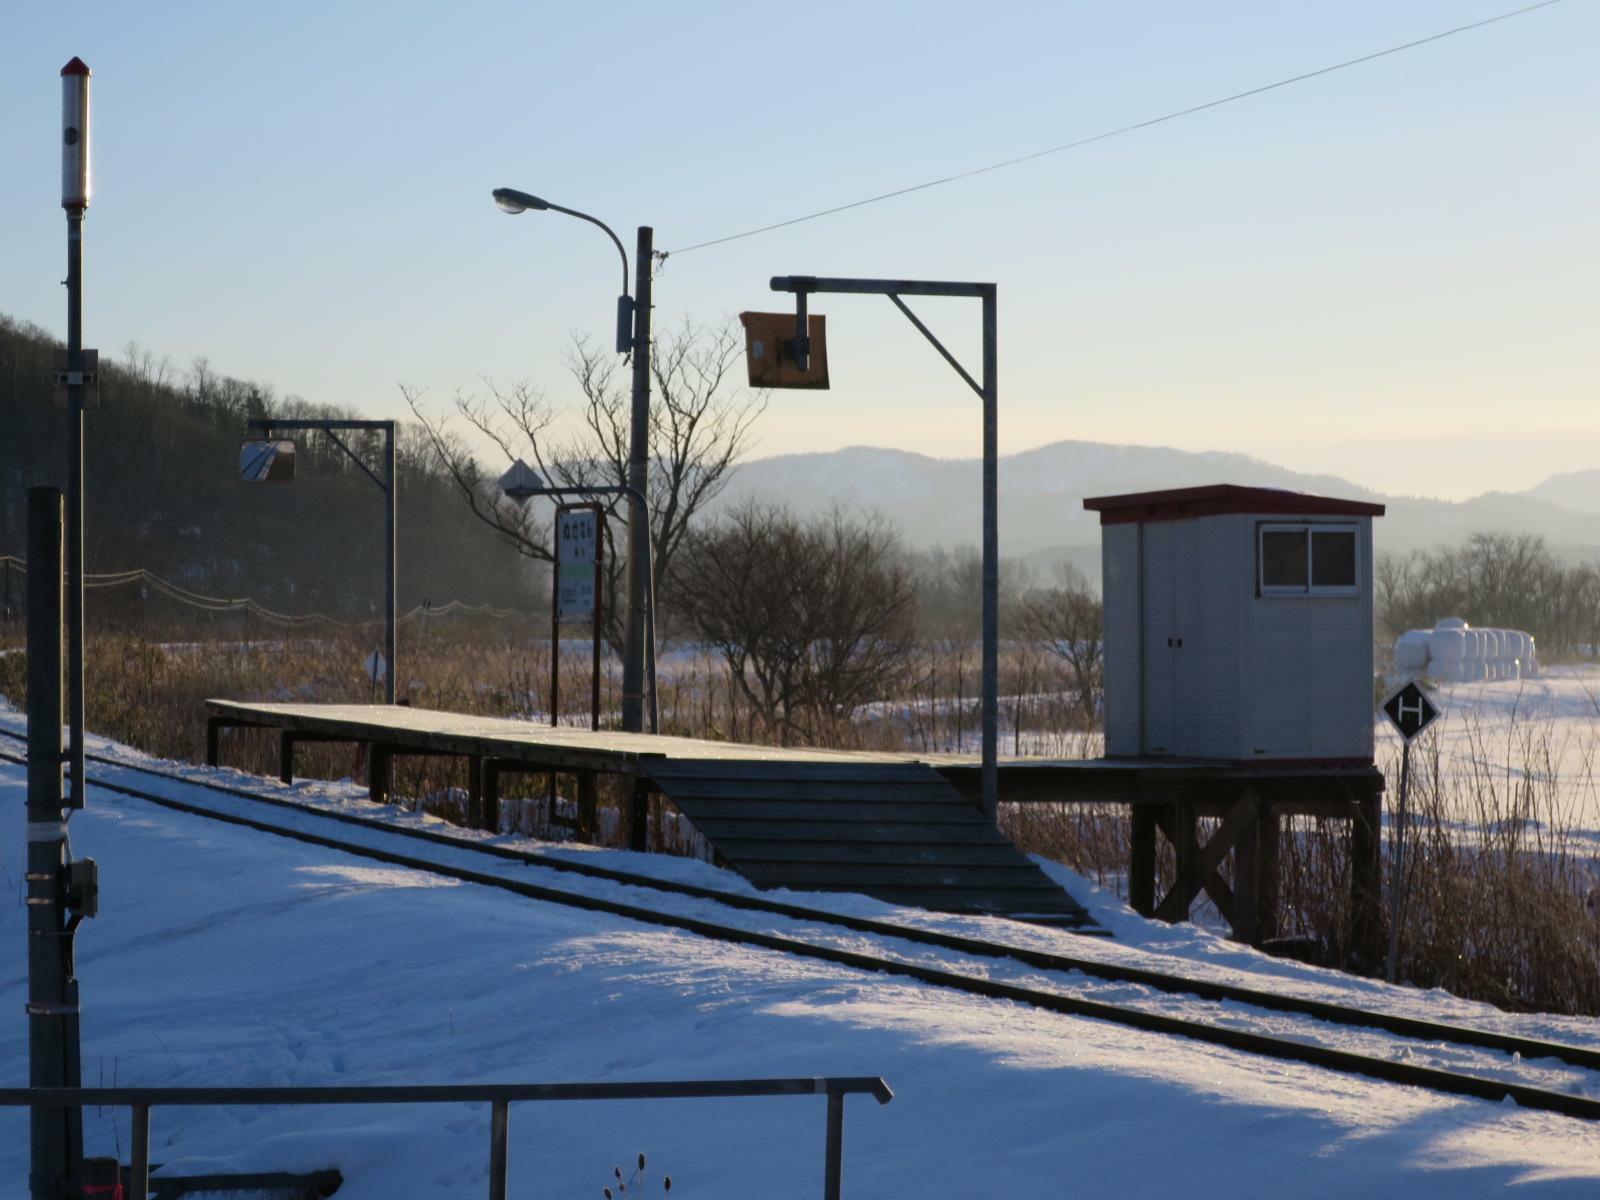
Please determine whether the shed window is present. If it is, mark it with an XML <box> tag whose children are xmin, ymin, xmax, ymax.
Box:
<box><xmin>1259</xmin><ymin>524</ymin><xmax>1358</xmax><ymax>596</ymax></box>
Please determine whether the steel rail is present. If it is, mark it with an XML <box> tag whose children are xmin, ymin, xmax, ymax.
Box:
<box><xmin>5</xmin><ymin>728</ymin><xmax>1597</xmax><ymax>1076</ymax></box>
<box><xmin>6</xmin><ymin>745</ymin><xmax>1600</xmax><ymax>1123</ymax></box>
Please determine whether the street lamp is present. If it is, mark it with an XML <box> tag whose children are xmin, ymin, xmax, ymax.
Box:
<box><xmin>498</xmin><ymin>460</ymin><xmax>659</xmax><ymax>732</ymax></box>
<box><xmin>493</xmin><ymin>187</ymin><xmax>655</xmax><ymax>735</ymax></box>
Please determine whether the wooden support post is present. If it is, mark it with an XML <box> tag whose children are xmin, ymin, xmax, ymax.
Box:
<box><xmin>1232</xmin><ymin>792</ymin><xmax>1278</xmax><ymax>946</ymax></box>
<box><xmin>1349</xmin><ymin>789</ymin><xmax>1384</xmax><ymax>965</ymax></box>
<box><xmin>1172</xmin><ymin>800</ymin><xmax>1196</xmax><ymax>895</ymax></box>
<box><xmin>367</xmin><ymin>744</ymin><xmax>390</xmax><ymax>805</ymax></box>
<box><xmin>467</xmin><ymin>755</ymin><xmax>482</xmax><ymax>829</ymax></box>
<box><xmin>1129</xmin><ymin>804</ymin><xmax>1157</xmax><ymax>917</ymax></box>
<box><xmin>630</xmin><ymin>779</ymin><xmax>649</xmax><ymax>852</ymax></box>
<box><xmin>577</xmin><ymin>772</ymin><xmax>598</xmax><ymax>843</ymax></box>
<box><xmin>481</xmin><ymin>761</ymin><xmax>500</xmax><ymax>834</ymax></box>
<box><xmin>1257</xmin><ymin>807</ymin><xmax>1281</xmax><ymax>942</ymax></box>
<box><xmin>278</xmin><ymin>732</ymin><xmax>296</xmax><ymax>785</ymax></box>
<box><xmin>1155</xmin><ymin>793</ymin><xmax>1253</xmax><ymax>927</ymax></box>
<box><xmin>205</xmin><ymin>716</ymin><xmax>224</xmax><ymax>767</ymax></box>
<box><xmin>1234</xmin><ymin>807</ymin><xmax>1261</xmax><ymax>945</ymax></box>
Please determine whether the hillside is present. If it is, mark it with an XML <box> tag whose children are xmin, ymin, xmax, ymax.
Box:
<box><xmin>0</xmin><ymin>315</ymin><xmax>532</xmax><ymax>615</ymax></box>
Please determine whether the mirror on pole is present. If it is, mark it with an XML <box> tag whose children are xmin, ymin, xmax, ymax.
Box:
<box><xmin>238</xmin><ymin>439</ymin><xmax>296</xmax><ymax>482</ymax></box>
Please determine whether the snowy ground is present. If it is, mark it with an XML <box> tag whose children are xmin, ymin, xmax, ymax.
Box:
<box><xmin>3</xmin><ymin>724</ymin><xmax>1600</xmax><ymax>1195</ymax></box>
<box><xmin>1377</xmin><ymin>665</ymin><xmax>1600</xmax><ymax>843</ymax></box>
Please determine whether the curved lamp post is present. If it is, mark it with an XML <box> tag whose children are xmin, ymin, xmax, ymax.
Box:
<box><xmin>492</xmin><ymin>187</ymin><xmax>655</xmax><ymax>735</ymax></box>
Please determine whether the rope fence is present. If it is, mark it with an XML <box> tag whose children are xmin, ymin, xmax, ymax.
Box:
<box><xmin>0</xmin><ymin>555</ymin><xmax>529</xmax><ymax>628</ymax></box>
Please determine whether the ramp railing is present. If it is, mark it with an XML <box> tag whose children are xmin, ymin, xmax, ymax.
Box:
<box><xmin>3</xmin><ymin>1075</ymin><xmax>894</xmax><ymax>1200</ymax></box>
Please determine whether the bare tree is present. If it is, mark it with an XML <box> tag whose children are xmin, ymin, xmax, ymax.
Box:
<box><xmin>671</xmin><ymin>503</ymin><xmax>917</xmax><ymax>743</ymax></box>
<box><xmin>1015</xmin><ymin>561</ymin><xmax>1103</xmax><ymax>725</ymax></box>
<box><xmin>404</xmin><ymin>317</ymin><xmax>766</xmax><ymax>643</ymax></box>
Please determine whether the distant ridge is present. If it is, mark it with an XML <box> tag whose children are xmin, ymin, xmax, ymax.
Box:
<box><xmin>712</xmin><ymin>440</ymin><xmax>1600</xmax><ymax>569</ymax></box>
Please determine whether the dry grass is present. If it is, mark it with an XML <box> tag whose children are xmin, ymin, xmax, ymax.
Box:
<box><xmin>5</xmin><ymin>612</ymin><xmax>1599</xmax><ymax>1015</ymax></box>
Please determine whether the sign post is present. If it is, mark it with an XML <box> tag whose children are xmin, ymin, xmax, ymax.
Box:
<box><xmin>552</xmin><ymin>503</ymin><xmax>605</xmax><ymax>733</ymax></box>
<box><xmin>1379</xmin><ymin>680</ymin><xmax>1441</xmax><ymax>983</ymax></box>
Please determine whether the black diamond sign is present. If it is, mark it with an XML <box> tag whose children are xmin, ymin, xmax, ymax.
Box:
<box><xmin>1381</xmin><ymin>681</ymin><xmax>1440</xmax><ymax>743</ymax></box>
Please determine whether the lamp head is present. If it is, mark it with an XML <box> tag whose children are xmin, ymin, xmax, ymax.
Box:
<box><xmin>497</xmin><ymin>458</ymin><xmax>546</xmax><ymax>506</ymax></box>
<box><xmin>493</xmin><ymin>187</ymin><xmax>550</xmax><ymax>215</ymax></box>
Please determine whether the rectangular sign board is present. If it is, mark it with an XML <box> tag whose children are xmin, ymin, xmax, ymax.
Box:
<box><xmin>556</xmin><ymin>506</ymin><xmax>599</xmax><ymax>625</ymax></box>
<box><xmin>739</xmin><ymin>311</ymin><xmax>829</xmax><ymax>389</ymax></box>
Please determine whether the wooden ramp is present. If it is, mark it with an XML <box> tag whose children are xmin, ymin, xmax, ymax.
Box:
<box><xmin>644</xmin><ymin>759</ymin><xmax>1095</xmax><ymax>928</ymax></box>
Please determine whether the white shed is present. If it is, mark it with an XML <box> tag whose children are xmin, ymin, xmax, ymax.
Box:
<box><xmin>1084</xmin><ymin>485</ymin><xmax>1385</xmax><ymax>765</ymax></box>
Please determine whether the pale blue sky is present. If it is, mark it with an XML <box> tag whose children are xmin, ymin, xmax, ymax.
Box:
<box><xmin>4</xmin><ymin>1</ymin><xmax>1594</xmax><ymax>499</ymax></box>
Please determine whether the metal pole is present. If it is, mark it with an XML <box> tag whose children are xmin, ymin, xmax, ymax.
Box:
<box><xmin>823</xmin><ymin>1089</ymin><xmax>844</xmax><ymax>1200</ymax></box>
<box><xmin>1386</xmin><ymin>740</ymin><xmax>1412</xmax><ymax>984</ymax></box>
<box><xmin>980</xmin><ymin>285</ymin><xmax>999</xmax><ymax>823</ymax></box>
<box><xmin>488</xmin><ymin>1100</ymin><xmax>509</xmax><ymax>1200</ymax></box>
<box><xmin>129</xmin><ymin>1105</ymin><xmax>150</xmax><ymax>1200</ymax></box>
<box><xmin>66</xmin><ymin>213</ymin><xmax>86</xmax><ymax>809</ymax></box>
<box><xmin>592</xmin><ymin>510</ymin><xmax>603</xmax><ymax>732</ymax></box>
<box><xmin>384</xmin><ymin>423</ymin><xmax>396</xmax><ymax>705</ymax></box>
<box><xmin>550</xmin><ymin>520</ymin><xmax>560</xmax><ymax>729</ymax></box>
<box><xmin>620</xmin><ymin>226</ymin><xmax>653</xmax><ymax>733</ymax></box>
<box><xmin>27</xmin><ymin>488</ymin><xmax>79</xmax><ymax>1200</ymax></box>
<box><xmin>643</xmin><ymin>530</ymin><xmax>659</xmax><ymax>733</ymax></box>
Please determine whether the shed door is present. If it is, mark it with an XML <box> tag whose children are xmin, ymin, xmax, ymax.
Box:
<box><xmin>1171</xmin><ymin>527</ymin><xmax>1206</xmax><ymax>757</ymax></box>
<box><xmin>1140</xmin><ymin>522</ymin><xmax>1176</xmax><ymax>755</ymax></box>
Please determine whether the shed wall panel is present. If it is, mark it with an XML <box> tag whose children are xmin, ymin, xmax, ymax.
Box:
<box><xmin>1101</xmin><ymin>523</ymin><xmax>1142</xmax><ymax>756</ymax></box>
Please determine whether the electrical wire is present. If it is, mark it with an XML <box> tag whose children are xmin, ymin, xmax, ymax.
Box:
<box><xmin>665</xmin><ymin>0</ymin><xmax>1568</xmax><ymax>257</ymax></box>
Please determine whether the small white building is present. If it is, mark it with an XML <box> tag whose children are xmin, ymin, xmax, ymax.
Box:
<box><xmin>1084</xmin><ymin>485</ymin><xmax>1386</xmax><ymax>765</ymax></box>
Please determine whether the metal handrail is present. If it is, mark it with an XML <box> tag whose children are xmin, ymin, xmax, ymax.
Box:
<box><xmin>4</xmin><ymin>1075</ymin><xmax>894</xmax><ymax>1200</ymax></box>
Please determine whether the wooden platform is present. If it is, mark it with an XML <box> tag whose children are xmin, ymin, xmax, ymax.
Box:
<box><xmin>204</xmin><ymin>701</ymin><xmax>1095</xmax><ymax>929</ymax></box>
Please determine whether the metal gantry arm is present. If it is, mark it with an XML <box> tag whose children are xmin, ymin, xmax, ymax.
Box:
<box><xmin>769</xmin><ymin>275</ymin><xmax>1001</xmax><ymax>822</ymax></box>
<box><xmin>247</xmin><ymin>418</ymin><xmax>398</xmax><ymax>705</ymax></box>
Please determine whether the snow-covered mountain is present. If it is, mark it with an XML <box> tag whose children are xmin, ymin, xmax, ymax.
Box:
<box><xmin>713</xmin><ymin>440</ymin><xmax>1600</xmax><ymax>566</ymax></box>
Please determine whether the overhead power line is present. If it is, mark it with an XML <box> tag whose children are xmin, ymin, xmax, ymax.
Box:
<box><xmin>666</xmin><ymin>0</ymin><xmax>1567</xmax><ymax>257</ymax></box>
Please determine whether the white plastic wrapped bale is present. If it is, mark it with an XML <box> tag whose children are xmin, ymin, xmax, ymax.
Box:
<box><xmin>1393</xmin><ymin>630</ymin><xmax>1432</xmax><ymax>670</ymax></box>
<box><xmin>1429</xmin><ymin>626</ymin><xmax>1468</xmax><ymax>663</ymax></box>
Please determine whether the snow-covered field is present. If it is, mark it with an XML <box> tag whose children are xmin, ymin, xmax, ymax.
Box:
<box><xmin>3</xmin><ymin>719</ymin><xmax>1600</xmax><ymax>1196</ymax></box>
<box><xmin>1378</xmin><ymin>666</ymin><xmax>1600</xmax><ymax>843</ymax></box>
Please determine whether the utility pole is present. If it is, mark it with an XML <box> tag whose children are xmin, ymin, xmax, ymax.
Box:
<box><xmin>620</xmin><ymin>227</ymin><xmax>653</xmax><ymax>734</ymax></box>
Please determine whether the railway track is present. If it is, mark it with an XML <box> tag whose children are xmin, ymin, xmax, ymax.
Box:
<box><xmin>5</xmin><ymin>729</ymin><xmax>1600</xmax><ymax>1124</ymax></box>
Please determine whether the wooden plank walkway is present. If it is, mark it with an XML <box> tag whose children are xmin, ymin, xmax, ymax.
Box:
<box><xmin>204</xmin><ymin>701</ymin><xmax>1096</xmax><ymax>929</ymax></box>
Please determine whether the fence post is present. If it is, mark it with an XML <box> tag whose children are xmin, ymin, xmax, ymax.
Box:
<box><xmin>823</xmin><ymin>1088</ymin><xmax>844</xmax><ymax>1200</ymax></box>
<box><xmin>488</xmin><ymin>1100</ymin><xmax>509</xmax><ymax>1200</ymax></box>
<box><xmin>129</xmin><ymin>1105</ymin><xmax>150</xmax><ymax>1200</ymax></box>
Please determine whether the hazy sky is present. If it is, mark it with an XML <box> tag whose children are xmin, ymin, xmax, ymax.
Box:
<box><xmin>4</xmin><ymin>2</ymin><xmax>1594</xmax><ymax>500</ymax></box>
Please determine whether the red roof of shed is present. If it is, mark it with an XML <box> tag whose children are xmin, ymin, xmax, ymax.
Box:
<box><xmin>1082</xmin><ymin>484</ymin><xmax>1385</xmax><ymax>525</ymax></box>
